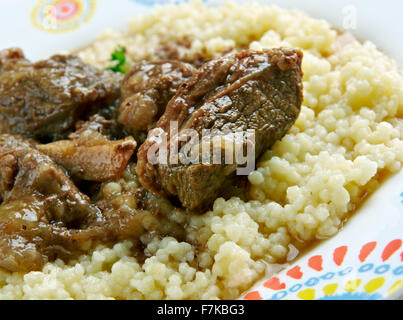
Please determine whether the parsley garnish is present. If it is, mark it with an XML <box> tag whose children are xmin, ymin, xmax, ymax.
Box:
<box><xmin>107</xmin><ymin>45</ymin><xmax>129</xmax><ymax>74</ymax></box>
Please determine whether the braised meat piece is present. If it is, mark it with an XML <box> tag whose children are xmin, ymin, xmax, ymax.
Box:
<box><xmin>118</xmin><ymin>60</ymin><xmax>195</xmax><ymax>139</ymax></box>
<box><xmin>0</xmin><ymin>134</ymin><xmax>101</xmax><ymax>226</ymax></box>
<box><xmin>0</xmin><ymin>134</ymin><xmax>102</xmax><ymax>271</ymax></box>
<box><xmin>37</xmin><ymin>115</ymin><xmax>137</xmax><ymax>182</ymax></box>
<box><xmin>0</xmin><ymin>134</ymin><xmax>35</xmax><ymax>203</ymax></box>
<box><xmin>0</xmin><ymin>196</ymin><xmax>157</xmax><ymax>272</ymax></box>
<box><xmin>137</xmin><ymin>48</ymin><xmax>303</xmax><ymax>212</ymax></box>
<box><xmin>0</xmin><ymin>48</ymin><xmax>122</xmax><ymax>141</ymax></box>
<box><xmin>0</xmin><ymin>134</ymin><xmax>163</xmax><ymax>272</ymax></box>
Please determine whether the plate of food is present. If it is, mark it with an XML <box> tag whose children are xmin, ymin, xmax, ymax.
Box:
<box><xmin>0</xmin><ymin>0</ymin><xmax>402</xmax><ymax>300</ymax></box>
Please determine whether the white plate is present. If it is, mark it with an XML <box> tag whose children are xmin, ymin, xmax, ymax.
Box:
<box><xmin>0</xmin><ymin>0</ymin><xmax>402</xmax><ymax>300</ymax></box>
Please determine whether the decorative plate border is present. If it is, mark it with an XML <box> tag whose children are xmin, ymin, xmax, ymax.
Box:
<box><xmin>243</xmin><ymin>238</ymin><xmax>403</xmax><ymax>300</ymax></box>
<box><xmin>31</xmin><ymin>0</ymin><xmax>96</xmax><ymax>33</ymax></box>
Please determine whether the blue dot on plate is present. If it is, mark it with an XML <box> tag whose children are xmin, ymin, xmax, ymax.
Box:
<box><xmin>318</xmin><ymin>292</ymin><xmax>382</xmax><ymax>300</ymax></box>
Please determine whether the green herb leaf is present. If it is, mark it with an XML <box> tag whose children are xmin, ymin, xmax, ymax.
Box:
<box><xmin>107</xmin><ymin>45</ymin><xmax>129</xmax><ymax>74</ymax></box>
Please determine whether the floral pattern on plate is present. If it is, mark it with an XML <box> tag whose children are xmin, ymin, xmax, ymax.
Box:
<box><xmin>31</xmin><ymin>0</ymin><xmax>96</xmax><ymax>33</ymax></box>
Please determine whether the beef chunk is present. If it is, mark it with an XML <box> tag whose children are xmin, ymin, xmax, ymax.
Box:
<box><xmin>0</xmin><ymin>134</ymin><xmax>100</xmax><ymax>271</ymax></box>
<box><xmin>0</xmin><ymin>196</ymin><xmax>153</xmax><ymax>272</ymax></box>
<box><xmin>118</xmin><ymin>60</ymin><xmax>195</xmax><ymax>139</ymax></box>
<box><xmin>0</xmin><ymin>134</ymin><xmax>176</xmax><ymax>272</ymax></box>
<box><xmin>0</xmin><ymin>134</ymin><xmax>101</xmax><ymax>225</ymax></box>
<box><xmin>0</xmin><ymin>134</ymin><xmax>36</xmax><ymax>202</ymax></box>
<box><xmin>37</xmin><ymin>115</ymin><xmax>137</xmax><ymax>182</ymax></box>
<box><xmin>137</xmin><ymin>48</ymin><xmax>303</xmax><ymax>212</ymax></box>
<box><xmin>0</xmin><ymin>48</ymin><xmax>122</xmax><ymax>141</ymax></box>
